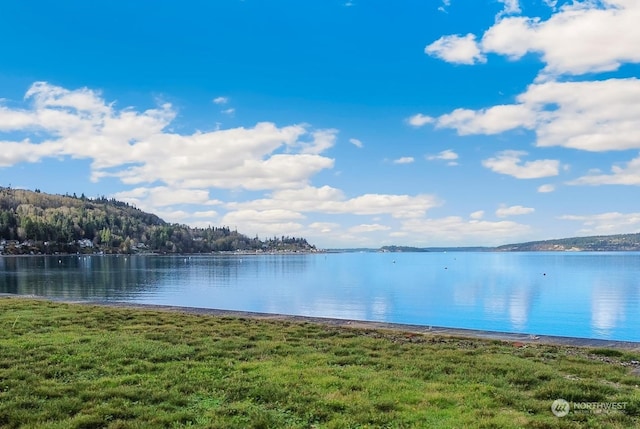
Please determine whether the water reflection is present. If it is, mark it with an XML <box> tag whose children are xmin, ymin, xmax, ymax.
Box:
<box><xmin>0</xmin><ymin>255</ymin><xmax>162</xmax><ymax>300</ymax></box>
<box><xmin>1</xmin><ymin>252</ymin><xmax>639</xmax><ymax>341</ymax></box>
<box><xmin>591</xmin><ymin>280</ymin><xmax>626</xmax><ymax>335</ymax></box>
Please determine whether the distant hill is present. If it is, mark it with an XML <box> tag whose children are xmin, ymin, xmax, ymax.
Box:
<box><xmin>378</xmin><ymin>246</ymin><xmax>491</xmax><ymax>253</ymax></box>
<box><xmin>495</xmin><ymin>233</ymin><xmax>640</xmax><ymax>252</ymax></box>
<box><xmin>376</xmin><ymin>235</ymin><xmax>640</xmax><ymax>253</ymax></box>
<box><xmin>0</xmin><ymin>187</ymin><xmax>317</xmax><ymax>255</ymax></box>
<box><xmin>380</xmin><ymin>245</ymin><xmax>430</xmax><ymax>253</ymax></box>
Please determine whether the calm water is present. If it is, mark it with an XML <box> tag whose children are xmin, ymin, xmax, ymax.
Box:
<box><xmin>1</xmin><ymin>252</ymin><xmax>639</xmax><ymax>342</ymax></box>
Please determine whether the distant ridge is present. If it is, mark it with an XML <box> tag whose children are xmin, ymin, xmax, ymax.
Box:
<box><xmin>376</xmin><ymin>234</ymin><xmax>640</xmax><ymax>253</ymax></box>
<box><xmin>495</xmin><ymin>233</ymin><xmax>640</xmax><ymax>252</ymax></box>
<box><xmin>380</xmin><ymin>246</ymin><xmax>430</xmax><ymax>253</ymax></box>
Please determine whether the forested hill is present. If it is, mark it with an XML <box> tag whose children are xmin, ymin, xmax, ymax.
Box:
<box><xmin>0</xmin><ymin>187</ymin><xmax>317</xmax><ymax>255</ymax></box>
<box><xmin>495</xmin><ymin>233</ymin><xmax>640</xmax><ymax>252</ymax></box>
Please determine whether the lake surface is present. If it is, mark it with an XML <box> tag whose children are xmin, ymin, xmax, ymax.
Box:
<box><xmin>1</xmin><ymin>252</ymin><xmax>639</xmax><ymax>342</ymax></box>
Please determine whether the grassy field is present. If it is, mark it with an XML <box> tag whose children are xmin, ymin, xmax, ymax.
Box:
<box><xmin>0</xmin><ymin>297</ymin><xmax>639</xmax><ymax>428</ymax></box>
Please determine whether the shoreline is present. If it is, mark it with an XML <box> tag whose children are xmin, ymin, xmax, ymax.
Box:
<box><xmin>4</xmin><ymin>294</ymin><xmax>639</xmax><ymax>351</ymax></box>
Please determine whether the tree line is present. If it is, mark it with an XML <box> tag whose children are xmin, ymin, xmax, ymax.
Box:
<box><xmin>0</xmin><ymin>187</ymin><xmax>317</xmax><ymax>254</ymax></box>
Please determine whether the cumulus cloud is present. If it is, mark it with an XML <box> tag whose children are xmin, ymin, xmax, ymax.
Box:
<box><xmin>427</xmin><ymin>149</ymin><xmax>458</xmax><ymax>161</ymax></box>
<box><xmin>0</xmin><ymin>82</ymin><xmax>340</xmax><ymax>192</ymax></box>
<box><xmin>227</xmin><ymin>186</ymin><xmax>441</xmax><ymax>219</ymax></box>
<box><xmin>428</xmin><ymin>1</ymin><xmax>640</xmax><ymax>78</ymax></box>
<box><xmin>393</xmin><ymin>157</ymin><xmax>414</xmax><ymax>165</ymax></box>
<box><xmin>427</xmin><ymin>149</ymin><xmax>459</xmax><ymax>166</ymax></box>
<box><xmin>496</xmin><ymin>205</ymin><xmax>535</xmax><ymax>218</ymax></box>
<box><xmin>483</xmin><ymin>1</ymin><xmax>640</xmax><ymax>78</ymax></box>
<box><xmin>559</xmin><ymin>211</ymin><xmax>640</xmax><ymax>235</ymax></box>
<box><xmin>349</xmin><ymin>138</ymin><xmax>363</xmax><ymax>148</ymax></box>
<box><xmin>348</xmin><ymin>224</ymin><xmax>391</xmax><ymax>233</ymax></box>
<box><xmin>401</xmin><ymin>216</ymin><xmax>531</xmax><ymax>246</ymax></box>
<box><xmin>470</xmin><ymin>210</ymin><xmax>484</xmax><ymax>220</ymax></box>
<box><xmin>537</xmin><ymin>184</ymin><xmax>555</xmax><ymax>193</ymax></box>
<box><xmin>0</xmin><ymin>106</ymin><xmax>37</xmax><ymax>130</ymax></box>
<box><xmin>407</xmin><ymin>113</ymin><xmax>434</xmax><ymax>127</ymax></box>
<box><xmin>193</xmin><ymin>210</ymin><xmax>219</xmax><ymax>218</ymax></box>
<box><xmin>519</xmin><ymin>79</ymin><xmax>640</xmax><ymax>151</ymax></box>
<box><xmin>423</xmin><ymin>1</ymin><xmax>640</xmax><ymax>154</ymax></box>
<box><xmin>436</xmin><ymin>104</ymin><xmax>536</xmax><ymax>135</ymax></box>
<box><xmin>309</xmin><ymin>222</ymin><xmax>341</xmax><ymax>234</ymax></box>
<box><xmin>431</xmin><ymin>78</ymin><xmax>640</xmax><ymax>152</ymax></box>
<box><xmin>299</xmin><ymin>129</ymin><xmax>338</xmax><ymax>155</ymax></box>
<box><xmin>221</xmin><ymin>209</ymin><xmax>306</xmax><ymax>237</ymax></box>
<box><xmin>438</xmin><ymin>0</ymin><xmax>451</xmax><ymax>13</ymax></box>
<box><xmin>496</xmin><ymin>0</ymin><xmax>521</xmax><ymax>18</ymax></box>
<box><xmin>569</xmin><ymin>155</ymin><xmax>640</xmax><ymax>186</ymax></box>
<box><xmin>221</xmin><ymin>108</ymin><xmax>235</xmax><ymax>115</ymax></box>
<box><xmin>112</xmin><ymin>186</ymin><xmax>222</xmax><ymax>209</ymax></box>
<box><xmin>213</xmin><ymin>96</ymin><xmax>228</xmax><ymax>105</ymax></box>
<box><xmin>425</xmin><ymin>33</ymin><xmax>486</xmax><ymax>65</ymax></box>
<box><xmin>482</xmin><ymin>150</ymin><xmax>560</xmax><ymax>179</ymax></box>
<box><xmin>150</xmin><ymin>209</ymin><xmax>193</xmax><ymax>224</ymax></box>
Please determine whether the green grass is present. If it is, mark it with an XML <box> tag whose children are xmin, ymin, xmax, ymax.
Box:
<box><xmin>0</xmin><ymin>297</ymin><xmax>638</xmax><ymax>428</ymax></box>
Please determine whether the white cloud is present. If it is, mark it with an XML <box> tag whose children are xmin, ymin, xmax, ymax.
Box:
<box><xmin>496</xmin><ymin>0</ymin><xmax>521</xmax><ymax>18</ymax></box>
<box><xmin>25</xmin><ymin>81</ymin><xmax>111</xmax><ymax>114</ymax></box>
<box><xmin>496</xmin><ymin>205</ymin><xmax>535</xmax><ymax>218</ymax></box>
<box><xmin>0</xmin><ymin>106</ymin><xmax>36</xmax><ymax>130</ymax></box>
<box><xmin>427</xmin><ymin>149</ymin><xmax>458</xmax><ymax>161</ymax></box>
<box><xmin>537</xmin><ymin>184</ymin><xmax>555</xmax><ymax>193</ymax></box>
<box><xmin>349</xmin><ymin>138</ymin><xmax>363</xmax><ymax>148</ymax></box>
<box><xmin>193</xmin><ymin>210</ymin><xmax>219</xmax><ymax>218</ymax></box>
<box><xmin>0</xmin><ymin>140</ymin><xmax>61</xmax><ymax>167</ymax></box>
<box><xmin>220</xmin><ymin>209</ymin><xmax>306</xmax><ymax>237</ymax></box>
<box><xmin>569</xmin><ymin>154</ymin><xmax>640</xmax><ymax>186</ymax></box>
<box><xmin>393</xmin><ymin>157</ymin><xmax>414</xmax><ymax>165</ymax></box>
<box><xmin>213</xmin><ymin>96</ymin><xmax>228</xmax><ymax>105</ymax></box>
<box><xmin>348</xmin><ymin>224</ymin><xmax>391</xmax><ymax>233</ymax></box>
<box><xmin>470</xmin><ymin>210</ymin><xmax>485</xmax><ymax>220</ymax></box>
<box><xmin>342</xmin><ymin>193</ymin><xmax>437</xmax><ymax>218</ymax></box>
<box><xmin>0</xmin><ymin>82</ymin><xmax>344</xmax><ymax>192</ymax></box>
<box><xmin>227</xmin><ymin>186</ymin><xmax>441</xmax><ymax>219</ymax></box>
<box><xmin>221</xmin><ymin>108</ymin><xmax>235</xmax><ymax>115</ymax></box>
<box><xmin>309</xmin><ymin>222</ymin><xmax>341</xmax><ymax>234</ymax></box>
<box><xmin>425</xmin><ymin>34</ymin><xmax>486</xmax><ymax>65</ymax></box>
<box><xmin>427</xmin><ymin>149</ymin><xmax>459</xmax><ymax>166</ymax></box>
<box><xmin>436</xmin><ymin>104</ymin><xmax>536</xmax><ymax>135</ymax></box>
<box><xmin>482</xmin><ymin>150</ymin><xmax>560</xmax><ymax>179</ymax></box>
<box><xmin>519</xmin><ymin>79</ymin><xmax>640</xmax><ymax>151</ymax></box>
<box><xmin>112</xmin><ymin>186</ymin><xmax>222</xmax><ymax>209</ymax></box>
<box><xmin>424</xmin><ymin>1</ymin><xmax>640</xmax><ymax>165</ymax></box>
<box><xmin>401</xmin><ymin>216</ymin><xmax>531</xmax><ymax>246</ymax></box>
<box><xmin>482</xmin><ymin>1</ymin><xmax>640</xmax><ymax>78</ymax></box>
<box><xmin>407</xmin><ymin>113</ymin><xmax>434</xmax><ymax>127</ymax></box>
<box><xmin>146</xmin><ymin>209</ymin><xmax>196</xmax><ymax>225</ymax></box>
<box><xmin>559</xmin><ymin>211</ymin><xmax>640</xmax><ymax>235</ymax></box>
<box><xmin>223</xmin><ymin>209</ymin><xmax>305</xmax><ymax>223</ymax></box>
<box><xmin>432</xmin><ymin>78</ymin><xmax>640</xmax><ymax>152</ymax></box>
<box><xmin>299</xmin><ymin>129</ymin><xmax>338</xmax><ymax>155</ymax></box>
<box><xmin>429</xmin><ymin>2</ymin><xmax>640</xmax><ymax>78</ymax></box>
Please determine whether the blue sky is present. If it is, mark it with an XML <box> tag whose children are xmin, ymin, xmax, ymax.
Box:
<box><xmin>1</xmin><ymin>0</ymin><xmax>640</xmax><ymax>248</ymax></box>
